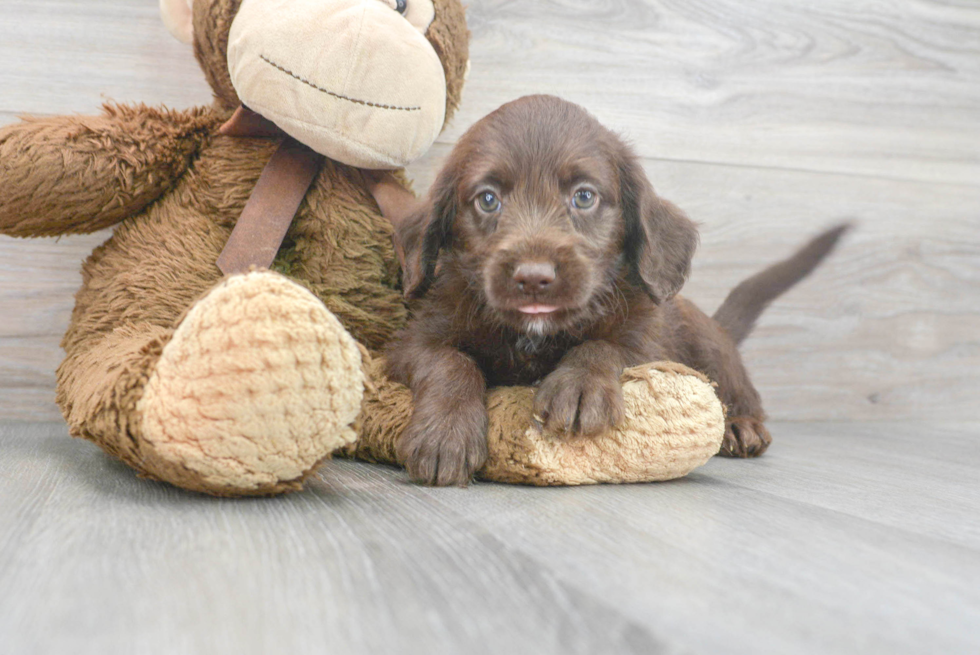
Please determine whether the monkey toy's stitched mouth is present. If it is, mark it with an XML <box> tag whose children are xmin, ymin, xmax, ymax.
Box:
<box><xmin>259</xmin><ymin>54</ymin><xmax>422</xmax><ymax>113</ymax></box>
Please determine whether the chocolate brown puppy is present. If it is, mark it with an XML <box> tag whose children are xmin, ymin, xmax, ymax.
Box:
<box><xmin>385</xmin><ymin>94</ymin><xmax>847</xmax><ymax>486</ymax></box>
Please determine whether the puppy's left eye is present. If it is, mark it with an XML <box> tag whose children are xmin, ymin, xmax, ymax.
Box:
<box><xmin>572</xmin><ymin>188</ymin><xmax>598</xmax><ymax>210</ymax></box>
<box><xmin>394</xmin><ymin>0</ymin><xmax>408</xmax><ymax>14</ymax></box>
<box><xmin>476</xmin><ymin>191</ymin><xmax>501</xmax><ymax>213</ymax></box>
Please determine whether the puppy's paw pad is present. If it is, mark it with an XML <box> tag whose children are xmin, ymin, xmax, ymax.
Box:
<box><xmin>719</xmin><ymin>416</ymin><xmax>771</xmax><ymax>458</ymax></box>
<box><xmin>534</xmin><ymin>370</ymin><xmax>624</xmax><ymax>437</ymax></box>
<box><xmin>396</xmin><ymin>412</ymin><xmax>489</xmax><ymax>487</ymax></box>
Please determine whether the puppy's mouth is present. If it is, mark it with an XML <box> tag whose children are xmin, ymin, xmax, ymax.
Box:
<box><xmin>507</xmin><ymin>303</ymin><xmax>572</xmax><ymax>336</ymax></box>
<box><xmin>517</xmin><ymin>304</ymin><xmax>560</xmax><ymax>315</ymax></box>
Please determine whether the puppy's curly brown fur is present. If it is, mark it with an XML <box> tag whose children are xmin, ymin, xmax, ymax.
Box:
<box><xmin>386</xmin><ymin>95</ymin><xmax>847</xmax><ymax>486</ymax></box>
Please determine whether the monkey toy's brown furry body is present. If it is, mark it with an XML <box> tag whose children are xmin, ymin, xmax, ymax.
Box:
<box><xmin>0</xmin><ymin>0</ymin><xmax>469</xmax><ymax>495</ymax></box>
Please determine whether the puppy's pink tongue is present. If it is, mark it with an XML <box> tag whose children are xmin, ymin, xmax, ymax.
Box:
<box><xmin>518</xmin><ymin>304</ymin><xmax>559</xmax><ymax>315</ymax></box>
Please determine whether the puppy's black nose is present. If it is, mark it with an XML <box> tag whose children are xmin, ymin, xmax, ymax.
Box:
<box><xmin>513</xmin><ymin>262</ymin><xmax>556</xmax><ymax>292</ymax></box>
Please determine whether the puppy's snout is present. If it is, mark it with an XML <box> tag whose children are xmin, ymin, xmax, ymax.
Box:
<box><xmin>513</xmin><ymin>262</ymin><xmax>556</xmax><ymax>292</ymax></box>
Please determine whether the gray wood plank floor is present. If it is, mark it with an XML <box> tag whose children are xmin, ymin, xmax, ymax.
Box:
<box><xmin>2</xmin><ymin>420</ymin><xmax>978</xmax><ymax>655</ymax></box>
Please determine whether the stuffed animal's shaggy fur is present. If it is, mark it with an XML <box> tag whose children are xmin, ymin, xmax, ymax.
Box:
<box><xmin>0</xmin><ymin>0</ymin><xmax>468</xmax><ymax>494</ymax></box>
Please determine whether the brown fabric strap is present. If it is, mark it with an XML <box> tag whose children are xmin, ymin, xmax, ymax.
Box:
<box><xmin>218</xmin><ymin>105</ymin><xmax>284</xmax><ymax>139</ymax></box>
<box><xmin>363</xmin><ymin>171</ymin><xmax>424</xmax><ymax>272</ymax></box>
<box><xmin>363</xmin><ymin>171</ymin><xmax>423</xmax><ymax>229</ymax></box>
<box><xmin>217</xmin><ymin>136</ymin><xmax>323</xmax><ymax>275</ymax></box>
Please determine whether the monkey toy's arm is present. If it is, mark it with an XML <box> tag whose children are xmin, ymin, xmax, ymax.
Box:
<box><xmin>0</xmin><ymin>103</ymin><xmax>217</xmax><ymax>237</ymax></box>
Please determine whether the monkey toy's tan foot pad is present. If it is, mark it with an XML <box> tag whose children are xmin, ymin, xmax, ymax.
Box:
<box><xmin>482</xmin><ymin>362</ymin><xmax>727</xmax><ymax>485</ymax></box>
<box><xmin>137</xmin><ymin>270</ymin><xmax>364</xmax><ymax>495</ymax></box>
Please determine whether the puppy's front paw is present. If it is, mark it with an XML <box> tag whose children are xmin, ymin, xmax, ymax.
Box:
<box><xmin>719</xmin><ymin>416</ymin><xmax>772</xmax><ymax>458</ymax></box>
<box><xmin>396</xmin><ymin>402</ymin><xmax>489</xmax><ymax>486</ymax></box>
<box><xmin>534</xmin><ymin>368</ymin><xmax>624</xmax><ymax>436</ymax></box>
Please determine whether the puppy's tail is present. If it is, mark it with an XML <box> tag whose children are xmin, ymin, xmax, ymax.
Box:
<box><xmin>713</xmin><ymin>222</ymin><xmax>851</xmax><ymax>346</ymax></box>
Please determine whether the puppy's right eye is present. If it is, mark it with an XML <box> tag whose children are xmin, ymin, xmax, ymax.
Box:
<box><xmin>476</xmin><ymin>191</ymin><xmax>501</xmax><ymax>213</ymax></box>
<box><xmin>572</xmin><ymin>188</ymin><xmax>598</xmax><ymax>210</ymax></box>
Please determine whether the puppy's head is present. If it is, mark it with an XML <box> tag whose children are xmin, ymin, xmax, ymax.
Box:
<box><xmin>402</xmin><ymin>94</ymin><xmax>698</xmax><ymax>335</ymax></box>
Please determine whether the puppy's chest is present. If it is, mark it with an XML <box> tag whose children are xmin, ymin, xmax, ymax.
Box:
<box><xmin>465</xmin><ymin>331</ymin><xmax>577</xmax><ymax>386</ymax></box>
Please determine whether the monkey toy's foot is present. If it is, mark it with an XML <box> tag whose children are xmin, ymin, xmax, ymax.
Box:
<box><xmin>137</xmin><ymin>270</ymin><xmax>364</xmax><ymax>495</ymax></box>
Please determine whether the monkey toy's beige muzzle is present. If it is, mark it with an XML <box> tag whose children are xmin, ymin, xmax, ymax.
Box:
<box><xmin>226</xmin><ymin>0</ymin><xmax>447</xmax><ymax>168</ymax></box>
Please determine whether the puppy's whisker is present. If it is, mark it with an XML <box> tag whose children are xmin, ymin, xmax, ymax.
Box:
<box><xmin>612</xmin><ymin>282</ymin><xmax>630</xmax><ymax>320</ymax></box>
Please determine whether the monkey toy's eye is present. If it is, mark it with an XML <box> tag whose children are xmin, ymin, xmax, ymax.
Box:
<box><xmin>476</xmin><ymin>190</ymin><xmax>501</xmax><ymax>213</ymax></box>
<box><xmin>572</xmin><ymin>188</ymin><xmax>598</xmax><ymax>210</ymax></box>
<box><xmin>394</xmin><ymin>0</ymin><xmax>407</xmax><ymax>14</ymax></box>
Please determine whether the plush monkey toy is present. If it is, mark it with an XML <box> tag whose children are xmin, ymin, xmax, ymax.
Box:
<box><xmin>0</xmin><ymin>0</ymin><xmax>724</xmax><ymax>495</ymax></box>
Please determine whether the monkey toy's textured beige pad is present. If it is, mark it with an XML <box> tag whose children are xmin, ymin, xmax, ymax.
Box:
<box><xmin>138</xmin><ymin>272</ymin><xmax>364</xmax><ymax>495</ymax></box>
<box><xmin>347</xmin><ymin>358</ymin><xmax>726</xmax><ymax>485</ymax></box>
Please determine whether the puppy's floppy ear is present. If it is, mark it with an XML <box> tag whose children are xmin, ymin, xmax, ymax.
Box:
<box><xmin>618</xmin><ymin>154</ymin><xmax>699</xmax><ymax>303</ymax></box>
<box><xmin>397</xmin><ymin>167</ymin><xmax>459</xmax><ymax>299</ymax></box>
